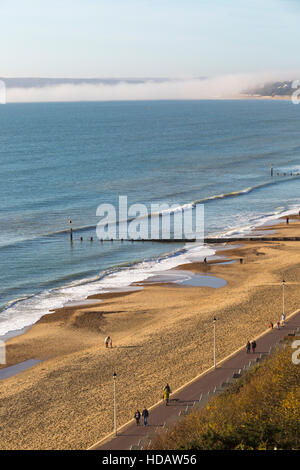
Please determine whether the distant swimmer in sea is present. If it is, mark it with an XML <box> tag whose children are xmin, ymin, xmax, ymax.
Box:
<box><xmin>105</xmin><ymin>336</ymin><xmax>110</xmax><ymax>348</ymax></box>
<box><xmin>246</xmin><ymin>341</ymin><xmax>251</xmax><ymax>354</ymax></box>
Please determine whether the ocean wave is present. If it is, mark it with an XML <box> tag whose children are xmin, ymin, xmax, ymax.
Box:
<box><xmin>0</xmin><ymin>243</ymin><xmax>215</xmax><ymax>337</ymax></box>
<box><xmin>2</xmin><ymin>196</ymin><xmax>300</xmax><ymax>338</ymax></box>
<box><xmin>212</xmin><ymin>204</ymin><xmax>300</xmax><ymax>238</ymax></box>
<box><xmin>1</xmin><ymin>175</ymin><xmax>300</xmax><ymax>251</ymax></box>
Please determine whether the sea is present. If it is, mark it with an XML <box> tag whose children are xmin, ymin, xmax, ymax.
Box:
<box><xmin>0</xmin><ymin>99</ymin><xmax>300</xmax><ymax>338</ymax></box>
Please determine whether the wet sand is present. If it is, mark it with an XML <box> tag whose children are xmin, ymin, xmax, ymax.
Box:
<box><xmin>0</xmin><ymin>217</ymin><xmax>300</xmax><ymax>449</ymax></box>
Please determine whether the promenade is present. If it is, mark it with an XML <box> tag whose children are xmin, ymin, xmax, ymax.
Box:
<box><xmin>90</xmin><ymin>309</ymin><xmax>300</xmax><ymax>451</ymax></box>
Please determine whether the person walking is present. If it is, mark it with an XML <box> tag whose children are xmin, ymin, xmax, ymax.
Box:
<box><xmin>134</xmin><ymin>410</ymin><xmax>141</xmax><ymax>426</ymax></box>
<box><xmin>268</xmin><ymin>322</ymin><xmax>274</xmax><ymax>329</ymax></box>
<box><xmin>104</xmin><ymin>336</ymin><xmax>110</xmax><ymax>348</ymax></box>
<box><xmin>163</xmin><ymin>387</ymin><xmax>170</xmax><ymax>406</ymax></box>
<box><xmin>251</xmin><ymin>340</ymin><xmax>256</xmax><ymax>354</ymax></box>
<box><xmin>246</xmin><ymin>341</ymin><xmax>251</xmax><ymax>354</ymax></box>
<box><xmin>109</xmin><ymin>337</ymin><xmax>113</xmax><ymax>348</ymax></box>
<box><xmin>142</xmin><ymin>407</ymin><xmax>149</xmax><ymax>426</ymax></box>
<box><xmin>277</xmin><ymin>321</ymin><xmax>280</xmax><ymax>330</ymax></box>
<box><xmin>281</xmin><ymin>313</ymin><xmax>286</xmax><ymax>326</ymax></box>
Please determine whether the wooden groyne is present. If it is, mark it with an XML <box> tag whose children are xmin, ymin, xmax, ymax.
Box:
<box><xmin>96</xmin><ymin>237</ymin><xmax>300</xmax><ymax>243</ymax></box>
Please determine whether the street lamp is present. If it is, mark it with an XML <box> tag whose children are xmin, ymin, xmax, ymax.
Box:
<box><xmin>213</xmin><ymin>317</ymin><xmax>217</xmax><ymax>369</ymax></box>
<box><xmin>113</xmin><ymin>372</ymin><xmax>117</xmax><ymax>436</ymax></box>
<box><xmin>282</xmin><ymin>279</ymin><xmax>286</xmax><ymax>317</ymax></box>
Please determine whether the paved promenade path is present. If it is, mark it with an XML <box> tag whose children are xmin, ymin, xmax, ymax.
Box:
<box><xmin>89</xmin><ymin>310</ymin><xmax>300</xmax><ymax>451</ymax></box>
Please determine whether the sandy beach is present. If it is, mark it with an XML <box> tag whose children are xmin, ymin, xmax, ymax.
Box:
<box><xmin>1</xmin><ymin>216</ymin><xmax>300</xmax><ymax>449</ymax></box>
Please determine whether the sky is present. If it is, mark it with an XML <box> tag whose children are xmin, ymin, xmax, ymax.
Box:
<box><xmin>1</xmin><ymin>0</ymin><xmax>300</xmax><ymax>78</ymax></box>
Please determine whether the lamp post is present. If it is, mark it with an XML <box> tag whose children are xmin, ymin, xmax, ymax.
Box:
<box><xmin>213</xmin><ymin>317</ymin><xmax>217</xmax><ymax>369</ymax></box>
<box><xmin>113</xmin><ymin>372</ymin><xmax>117</xmax><ymax>436</ymax></box>
<box><xmin>282</xmin><ymin>279</ymin><xmax>286</xmax><ymax>317</ymax></box>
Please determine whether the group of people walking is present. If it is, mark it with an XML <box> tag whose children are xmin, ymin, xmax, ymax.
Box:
<box><xmin>246</xmin><ymin>340</ymin><xmax>256</xmax><ymax>354</ymax></box>
<box><xmin>134</xmin><ymin>408</ymin><xmax>149</xmax><ymax>426</ymax></box>
<box><xmin>268</xmin><ymin>313</ymin><xmax>286</xmax><ymax>330</ymax></box>
<box><xmin>104</xmin><ymin>336</ymin><xmax>112</xmax><ymax>348</ymax></box>
<box><xmin>134</xmin><ymin>384</ymin><xmax>172</xmax><ymax>427</ymax></box>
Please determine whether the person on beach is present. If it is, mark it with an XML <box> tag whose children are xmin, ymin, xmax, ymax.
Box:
<box><xmin>134</xmin><ymin>410</ymin><xmax>141</xmax><ymax>426</ymax></box>
<box><xmin>286</xmin><ymin>217</ymin><xmax>289</xmax><ymax>224</ymax></box>
<box><xmin>105</xmin><ymin>336</ymin><xmax>110</xmax><ymax>348</ymax></box>
<box><xmin>268</xmin><ymin>322</ymin><xmax>274</xmax><ymax>329</ymax></box>
<box><xmin>246</xmin><ymin>341</ymin><xmax>251</xmax><ymax>353</ymax></box>
<box><xmin>109</xmin><ymin>337</ymin><xmax>113</xmax><ymax>348</ymax></box>
<box><xmin>142</xmin><ymin>407</ymin><xmax>149</xmax><ymax>426</ymax></box>
<box><xmin>251</xmin><ymin>340</ymin><xmax>256</xmax><ymax>353</ymax></box>
<box><xmin>204</xmin><ymin>257</ymin><xmax>207</xmax><ymax>264</ymax></box>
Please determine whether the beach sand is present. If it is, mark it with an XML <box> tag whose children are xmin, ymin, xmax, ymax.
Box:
<box><xmin>0</xmin><ymin>218</ymin><xmax>300</xmax><ymax>449</ymax></box>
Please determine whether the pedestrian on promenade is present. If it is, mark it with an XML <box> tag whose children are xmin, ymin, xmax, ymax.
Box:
<box><xmin>281</xmin><ymin>313</ymin><xmax>286</xmax><ymax>326</ymax></box>
<box><xmin>246</xmin><ymin>341</ymin><xmax>251</xmax><ymax>353</ymax></box>
<box><xmin>251</xmin><ymin>340</ymin><xmax>256</xmax><ymax>353</ymax></box>
<box><xmin>142</xmin><ymin>407</ymin><xmax>149</xmax><ymax>426</ymax></box>
<box><xmin>268</xmin><ymin>322</ymin><xmax>274</xmax><ymax>329</ymax></box>
<box><xmin>277</xmin><ymin>321</ymin><xmax>280</xmax><ymax>329</ymax></box>
<box><xmin>163</xmin><ymin>383</ymin><xmax>172</xmax><ymax>405</ymax></box>
<box><xmin>104</xmin><ymin>336</ymin><xmax>110</xmax><ymax>348</ymax></box>
<box><xmin>134</xmin><ymin>410</ymin><xmax>141</xmax><ymax>426</ymax></box>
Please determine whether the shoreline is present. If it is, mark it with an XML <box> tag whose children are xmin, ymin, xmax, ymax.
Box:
<box><xmin>0</xmin><ymin>214</ymin><xmax>300</xmax><ymax>449</ymax></box>
<box><xmin>1</xmin><ymin>205</ymin><xmax>299</xmax><ymax>344</ymax></box>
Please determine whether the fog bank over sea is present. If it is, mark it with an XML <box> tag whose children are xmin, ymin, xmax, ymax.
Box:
<box><xmin>2</xmin><ymin>72</ymin><xmax>300</xmax><ymax>102</ymax></box>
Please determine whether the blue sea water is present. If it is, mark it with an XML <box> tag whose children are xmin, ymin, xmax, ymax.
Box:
<box><xmin>0</xmin><ymin>100</ymin><xmax>300</xmax><ymax>336</ymax></box>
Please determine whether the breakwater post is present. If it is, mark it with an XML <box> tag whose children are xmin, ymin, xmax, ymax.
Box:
<box><xmin>69</xmin><ymin>219</ymin><xmax>73</xmax><ymax>242</ymax></box>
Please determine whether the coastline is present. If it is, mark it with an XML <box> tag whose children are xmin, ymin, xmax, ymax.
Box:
<box><xmin>0</xmin><ymin>215</ymin><xmax>300</xmax><ymax>449</ymax></box>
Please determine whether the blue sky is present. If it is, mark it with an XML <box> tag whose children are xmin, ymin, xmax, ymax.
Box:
<box><xmin>1</xmin><ymin>0</ymin><xmax>299</xmax><ymax>77</ymax></box>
